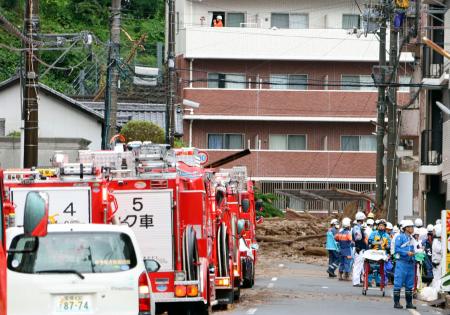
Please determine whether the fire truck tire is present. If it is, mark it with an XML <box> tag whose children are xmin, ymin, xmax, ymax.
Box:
<box><xmin>183</xmin><ymin>225</ymin><xmax>199</xmax><ymax>281</ymax></box>
<box><xmin>217</xmin><ymin>222</ymin><xmax>230</xmax><ymax>277</ymax></box>
<box><xmin>242</xmin><ymin>260</ymin><xmax>254</xmax><ymax>288</ymax></box>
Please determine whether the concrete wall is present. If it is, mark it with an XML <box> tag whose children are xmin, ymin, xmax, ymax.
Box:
<box><xmin>0</xmin><ymin>84</ymin><xmax>102</xmax><ymax>149</ymax></box>
<box><xmin>0</xmin><ymin>137</ymin><xmax>90</xmax><ymax>168</ymax></box>
<box><xmin>181</xmin><ymin>0</ymin><xmax>360</xmax><ymax>29</ymax></box>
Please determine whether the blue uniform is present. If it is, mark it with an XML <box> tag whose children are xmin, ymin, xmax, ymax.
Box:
<box><xmin>335</xmin><ymin>228</ymin><xmax>353</xmax><ymax>273</ymax></box>
<box><xmin>393</xmin><ymin>232</ymin><xmax>416</xmax><ymax>307</ymax></box>
<box><xmin>368</xmin><ymin>230</ymin><xmax>391</xmax><ymax>252</ymax></box>
<box><xmin>326</xmin><ymin>226</ymin><xmax>339</xmax><ymax>275</ymax></box>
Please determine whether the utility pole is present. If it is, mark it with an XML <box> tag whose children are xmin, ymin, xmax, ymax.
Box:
<box><xmin>166</xmin><ymin>0</ymin><xmax>176</xmax><ymax>146</ymax></box>
<box><xmin>386</xmin><ymin>12</ymin><xmax>399</xmax><ymax>224</ymax></box>
<box><xmin>375</xmin><ymin>1</ymin><xmax>387</xmax><ymax>210</ymax></box>
<box><xmin>23</xmin><ymin>0</ymin><xmax>40</xmax><ymax>168</ymax></box>
<box><xmin>103</xmin><ymin>0</ymin><xmax>121</xmax><ymax>149</ymax></box>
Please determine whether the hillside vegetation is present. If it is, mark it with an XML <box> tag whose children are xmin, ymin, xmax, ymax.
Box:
<box><xmin>0</xmin><ymin>0</ymin><xmax>165</xmax><ymax>93</ymax></box>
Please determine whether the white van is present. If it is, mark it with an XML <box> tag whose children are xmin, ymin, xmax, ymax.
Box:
<box><xmin>7</xmin><ymin>224</ymin><xmax>156</xmax><ymax>315</ymax></box>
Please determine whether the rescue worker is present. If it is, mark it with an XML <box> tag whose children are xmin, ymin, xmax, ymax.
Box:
<box><xmin>421</xmin><ymin>224</ymin><xmax>434</xmax><ymax>285</ymax></box>
<box><xmin>366</xmin><ymin>218</ymin><xmax>374</xmax><ymax>239</ymax></box>
<box><xmin>412</xmin><ymin>227</ymin><xmax>423</xmax><ymax>252</ymax></box>
<box><xmin>326</xmin><ymin>219</ymin><xmax>340</xmax><ymax>278</ymax></box>
<box><xmin>393</xmin><ymin>220</ymin><xmax>416</xmax><ymax>309</ymax></box>
<box><xmin>415</xmin><ymin>218</ymin><xmax>428</xmax><ymax>243</ymax></box>
<box><xmin>335</xmin><ymin>217</ymin><xmax>353</xmax><ymax>281</ymax></box>
<box><xmin>352</xmin><ymin>212</ymin><xmax>367</xmax><ymax>287</ymax></box>
<box><xmin>367</xmin><ymin>212</ymin><xmax>375</xmax><ymax>220</ymax></box>
<box><xmin>213</xmin><ymin>15</ymin><xmax>224</xmax><ymax>27</ymax></box>
<box><xmin>431</xmin><ymin>224</ymin><xmax>442</xmax><ymax>290</ymax></box>
<box><xmin>368</xmin><ymin>219</ymin><xmax>391</xmax><ymax>286</ymax></box>
<box><xmin>386</xmin><ymin>222</ymin><xmax>393</xmax><ymax>236</ymax></box>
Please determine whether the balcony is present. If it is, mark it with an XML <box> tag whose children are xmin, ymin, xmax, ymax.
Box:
<box><xmin>184</xmin><ymin>88</ymin><xmax>410</xmax><ymax>121</ymax></box>
<box><xmin>422</xmin><ymin>46</ymin><xmax>449</xmax><ymax>88</ymax></box>
<box><xmin>205</xmin><ymin>150</ymin><xmax>376</xmax><ymax>180</ymax></box>
<box><xmin>420</xmin><ymin>129</ymin><xmax>442</xmax><ymax>175</ymax></box>
<box><xmin>180</xmin><ymin>27</ymin><xmax>381</xmax><ymax>62</ymax></box>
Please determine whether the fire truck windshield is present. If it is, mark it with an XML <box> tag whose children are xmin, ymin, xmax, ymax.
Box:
<box><xmin>7</xmin><ymin>232</ymin><xmax>137</xmax><ymax>274</ymax></box>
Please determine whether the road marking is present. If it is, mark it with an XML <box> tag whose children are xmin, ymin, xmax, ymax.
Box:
<box><xmin>246</xmin><ymin>308</ymin><xmax>258</xmax><ymax>315</ymax></box>
<box><xmin>408</xmin><ymin>309</ymin><xmax>421</xmax><ymax>315</ymax></box>
<box><xmin>267</xmin><ymin>283</ymin><xmax>274</xmax><ymax>288</ymax></box>
<box><xmin>278</xmin><ymin>263</ymin><xmax>284</xmax><ymax>268</ymax></box>
<box><xmin>322</xmin><ymin>286</ymin><xmax>329</xmax><ymax>289</ymax></box>
<box><xmin>271</xmin><ymin>277</ymin><xmax>278</xmax><ymax>282</ymax></box>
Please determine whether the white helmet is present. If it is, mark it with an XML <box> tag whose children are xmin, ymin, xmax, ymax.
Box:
<box><xmin>427</xmin><ymin>224</ymin><xmax>434</xmax><ymax>233</ymax></box>
<box><xmin>342</xmin><ymin>217</ymin><xmax>351</xmax><ymax>228</ymax></box>
<box><xmin>330</xmin><ymin>219</ymin><xmax>339</xmax><ymax>226</ymax></box>
<box><xmin>355</xmin><ymin>211</ymin><xmax>366</xmax><ymax>221</ymax></box>
<box><xmin>413</xmin><ymin>227</ymin><xmax>420</xmax><ymax>235</ymax></box>
<box><xmin>217</xmin><ymin>15</ymin><xmax>222</xmax><ymax>20</ymax></box>
<box><xmin>335</xmin><ymin>225</ymin><xmax>340</xmax><ymax>229</ymax></box>
<box><xmin>375</xmin><ymin>219</ymin><xmax>380</xmax><ymax>225</ymax></box>
<box><xmin>402</xmin><ymin>219</ymin><xmax>414</xmax><ymax>228</ymax></box>
<box><xmin>367</xmin><ymin>219</ymin><xmax>374</xmax><ymax>226</ymax></box>
<box><xmin>434</xmin><ymin>224</ymin><xmax>442</xmax><ymax>238</ymax></box>
<box><xmin>386</xmin><ymin>222</ymin><xmax>393</xmax><ymax>230</ymax></box>
<box><xmin>415</xmin><ymin>218</ymin><xmax>423</xmax><ymax>227</ymax></box>
<box><xmin>436</xmin><ymin>219</ymin><xmax>442</xmax><ymax>225</ymax></box>
<box><xmin>393</xmin><ymin>226</ymin><xmax>400</xmax><ymax>233</ymax></box>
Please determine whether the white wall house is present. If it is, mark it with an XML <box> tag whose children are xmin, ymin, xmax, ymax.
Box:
<box><xmin>0</xmin><ymin>77</ymin><xmax>103</xmax><ymax>149</ymax></box>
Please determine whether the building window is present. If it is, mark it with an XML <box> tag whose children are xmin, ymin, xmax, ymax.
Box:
<box><xmin>208</xmin><ymin>134</ymin><xmax>244</xmax><ymax>149</ymax></box>
<box><xmin>0</xmin><ymin>118</ymin><xmax>4</xmax><ymax>137</ymax></box>
<box><xmin>269</xmin><ymin>134</ymin><xmax>307</xmax><ymax>150</ymax></box>
<box><xmin>270</xmin><ymin>74</ymin><xmax>307</xmax><ymax>90</ymax></box>
<box><xmin>290</xmin><ymin>14</ymin><xmax>309</xmax><ymax>29</ymax></box>
<box><xmin>271</xmin><ymin>13</ymin><xmax>309</xmax><ymax>29</ymax></box>
<box><xmin>341</xmin><ymin>135</ymin><xmax>376</xmax><ymax>151</ymax></box>
<box><xmin>341</xmin><ymin>75</ymin><xmax>375</xmax><ymax>91</ymax></box>
<box><xmin>342</xmin><ymin>14</ymin><xmax>360</xmax><ymax>29</ymax></box>
<box><xmin>271</xmin><ymin>13</ymin><xmax>290</xmax><ymax>28</ymax></box>
<box><xmin>207</xmin><ymin>73</ymin><xmax>246</xmax><ymax>89</ymax></box>
<box><xmin>399</xmin><ymin>75</ymin><xmax>411</xmax><ymax>92</ymax></box>
<box><xmin>227</xmin><ymin>12</ymin><xmax>245</xmax><ymax>27</ymax></box>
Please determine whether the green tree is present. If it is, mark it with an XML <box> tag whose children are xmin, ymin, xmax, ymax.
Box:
<box><xmin>254</xmin><ymin>190</ymin><xmax>284</xmax><ymax>217</ymax></box>
<box><xmin>120</xmin><ymin>120</ymin><xmax>165</xmax><ymax>143</ymax></box>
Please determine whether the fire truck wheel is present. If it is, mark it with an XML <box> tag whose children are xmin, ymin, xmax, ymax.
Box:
<box><xmin>217</xmin><ymin>222</ymin><xmax>230</xmax><ymax>277</ymax></box>
<box><xmin>183</xmin><ymin>225</ymin><xmax>199</xmax><ymax>281</ymax></box>
<box><xmin>233</xmin><ymin>283</ymin><xmax>241</xmax><ymax>301</ymax></box>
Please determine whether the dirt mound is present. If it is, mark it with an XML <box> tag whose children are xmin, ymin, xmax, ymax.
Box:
<box><xmin>256</xmin><ymin>210</ymin><xmax>331</xmax><ymax>262</ymax></box>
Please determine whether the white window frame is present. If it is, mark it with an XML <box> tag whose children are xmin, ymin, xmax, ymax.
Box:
<box><xmin>226</xmin><ymin>12</ymin><xmax>247</xmax><ymax>27</ymax></box>
<box><xmin>207</xmin><ymin>72</ymin><xmax>247</xmax><ymax>89</ymax></box>
<box><xmin>269</xmin><ymin>134</ymin><xmax>307</xmax><ymax>151</ymax></box>
<box><xmin>341</xmin><ymin>74</ymin><xmax>375</xmax><ymax>91</ymax></box>
<box><xmin>206</xmin><ymin>133</ymin><xmax>245</xmax><ymax>150</ymax></box>
<box><xmin>270</xmin><ymin>74</ymin><xmax>308</xmax><ymax>90</ymax></box>
<box><xmin>340</xmin><ymin>135</ymin><xmax>376</xmax><ymax>152</ymax></box>
<box><xmin>342</xmin><ymin>14</ymin><xmax>361</xmax><ymax>29</ymax></box>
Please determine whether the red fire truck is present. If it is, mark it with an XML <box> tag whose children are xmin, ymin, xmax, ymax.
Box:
<box><xmin>1</xmin><ymin>169</ymin><xmax>6</xmax><ymax>315</ymax></box>
<box><xmin>2</xmin><ymin>145</ymin><xmax>258</xmax><ymax>315</ymax></box>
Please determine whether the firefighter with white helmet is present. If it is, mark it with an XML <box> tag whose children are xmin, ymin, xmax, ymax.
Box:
<box><xmin>365</xmin><ymin>218</ymin><xmax>374</xmax><ymax>239</ymax></box>
<box><xmin>386</xmin><ymin>222</ymin><xmax>393</xmax><ymax>235</ymax></box>
<box><xmin>352</xmin><ymin>212</ymin><xmax>367</xmax><ymax>286</ymax></box>
<box><xmin>326</xmin><ymin>219</ymin><xmax>340</xmax><ymax>277</ymax></box>
<box><xmin>393</xmin><ymin>220</ymin><xmax>416</xmax><ymax>309</ymax></box>
<box><xmin>431</xmin><ymin>224</ymin><xmax>442</xmax><ymax>290</ymax></box>
<box><xmin>415</xmin><ymin>218</ymin><xmax>428</xmax><ymax>242</ymax></box>
<box><xmin>335</xmin><ymin>217</ymin><xmax>353</xmax><ymax>281</ymax></box>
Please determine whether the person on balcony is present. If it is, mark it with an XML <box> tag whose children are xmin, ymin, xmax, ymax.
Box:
<box><xmin>213</xmin><ymin>15</ymin><xmax>224</xmax><ymax>27</ymax></box>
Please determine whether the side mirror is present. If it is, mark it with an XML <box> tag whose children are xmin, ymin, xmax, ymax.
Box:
<box><xmin>144</xmin><ymin>259</ymin><xmax>161</xmax><ymax>273</ymax></box>
<box><xmin>237</xmin><ymin>219</ymin><xmax>246</xmax><ymax>235</ymax></box>
<box><xmin>255</xmin><ymin>199</ymin><xmax>264</xmax><ymax>212</ymax></box>
<box><xmin>24</xmin><ymin>192</ymin><xmax>49</xmax><ymax>238</ymax></box>
<box><xmin>241</xmin><ymin>199</ymin><xmax>250</xmax><ymax>213</ymax></box>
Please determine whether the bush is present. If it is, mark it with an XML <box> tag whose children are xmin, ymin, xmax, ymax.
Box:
<box><xmin>254</xmin><ymin>190</ymin><xmax>284</xmax><ymax>218</ymax></box>
<box><xmin>120</xmin><ymin>120</ymin><xmax>165</xmax><ymax>143</ymax></box>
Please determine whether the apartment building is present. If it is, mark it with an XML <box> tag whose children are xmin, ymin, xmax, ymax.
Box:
<box><xmin>175</xmin><ymin>0</ymin><xmax>413</xmax><ymax>211</ymax></box>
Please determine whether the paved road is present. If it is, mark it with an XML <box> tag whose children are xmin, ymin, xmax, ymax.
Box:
<box><xmin>223</xmin><ymin>261</ymin><xmax>447</xmax><ymax>315</ymax></box>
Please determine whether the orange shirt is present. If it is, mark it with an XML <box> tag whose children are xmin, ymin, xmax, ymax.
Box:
<box><xmin>213</xmin><ymin>20</ymin><xmax>223</xmax><ymax>27</ymax></box>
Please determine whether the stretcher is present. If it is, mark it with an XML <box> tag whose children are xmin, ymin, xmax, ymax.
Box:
<box><xmin>362</xmin><ymin>250</ymin><xmax>389</xmax><ymax>296</ymax></box>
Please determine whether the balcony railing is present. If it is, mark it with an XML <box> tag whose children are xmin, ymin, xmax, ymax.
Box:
<box><xmin>421</xmin><ymin>129</ymin><xmax>442</xmax><ymax>165</ymax></box>
<box><xmin>423</xmin><ymin>46</ymin><xmax>444</xmax><ymax>78</ymax></box>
